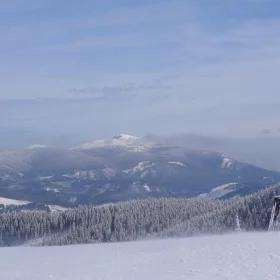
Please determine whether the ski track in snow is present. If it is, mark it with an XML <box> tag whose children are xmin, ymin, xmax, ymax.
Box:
<box><xmin>1</xmin><ymin>232</ymin><xmax>280</xmax><ymax>280</ymax></box>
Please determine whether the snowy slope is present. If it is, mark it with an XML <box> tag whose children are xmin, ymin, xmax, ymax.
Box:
<box><xmin>0</xmin><ymin>196</ymin><xmax>30</xmax><ymax>206</ymax></box>
<box><xmin>199</xmin><ymin>182</ymin><xmax>239</xmax><ymax>199</ymax></box>
<box><xmin>1</xmin><ymin>232</ymin><xmax>280</xmax><ymax>280</ymax></box>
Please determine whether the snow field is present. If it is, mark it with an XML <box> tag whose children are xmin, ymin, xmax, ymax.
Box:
<box><xmin>0</xmin><ymin>232</ymin><xmax>280</xmax><ymax>280</ymax></box>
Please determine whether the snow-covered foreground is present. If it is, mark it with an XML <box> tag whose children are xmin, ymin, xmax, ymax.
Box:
<box><xmin>1</xmin><ymin>232</ymin><xmax>280</xmax><ymax>280</ymax></box>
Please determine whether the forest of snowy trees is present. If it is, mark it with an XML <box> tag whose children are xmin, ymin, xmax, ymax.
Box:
<box><xmin>0</xmin><ymin>184</ymin><xmax>279</xmax><ymax>247</ymax></box>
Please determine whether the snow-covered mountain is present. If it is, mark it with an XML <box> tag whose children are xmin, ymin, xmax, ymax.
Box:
<box><xmin>79</xmin><ymin>133</ymin><xmax>154</xmax><ymax>152</ymax></box>
<box><xmin>0</xmin><ymin>134</ymin><xmax>279</xmax><ymax>207</ymax></box>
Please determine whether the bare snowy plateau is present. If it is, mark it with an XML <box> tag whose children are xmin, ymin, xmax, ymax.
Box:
<box><xmin>1</xmin><ymin>232</ymin><xmax>280</xmax><ymax>280</ymax></box>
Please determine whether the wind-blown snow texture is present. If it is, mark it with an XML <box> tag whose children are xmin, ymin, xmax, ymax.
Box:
<box><xmin>0</xmin><ymin>232</ymin><xmax>280</xmax><ymax>280</ymax></box>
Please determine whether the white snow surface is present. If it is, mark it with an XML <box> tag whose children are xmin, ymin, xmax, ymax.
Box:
<box><xmin>168</xmin><ymin>161</ymin><xmax>186</xmax><ymax>167</ymax></box>
<box><xmin>0</xmin><ymin>197</ymin><xmax>30</xmax><ymax>206</ymax></box>
<box><xmin>143</xmin><ymin>184</ymin><xmax>152</xmax><ymax>192</ymax></box>
<box><xmin>78</xmin><ymin>134</ymin><xmax>150</xmax><ymax>152</ymax></box>
<box><xmin>44</xmin><ymin>187</ymin><xmax>60</xmax><ymax>193</ymax></box>
<box><xmin>47</xmin><ymin>205</ymin><xmax>68</xmax><ymax>212</ymax></box>
<box><xmin>123</xmin><ymin>161</ymin><xmax>155</xmax><ymax>174</ymax></box>
<box><xmin>199</xmin><ymin>182</ymin><xmax>239</xmax><ymax>199</ymax></box>
<box><xmin>1</xmin><ymin>232</ymin><xmax>280</xmax><ymax>280</ymax></box>
<box><xmin>39</xmin><ymin>176</ymin><xmax>54</xmax><ymax>181</ymax></box>
<box><xmin>221</xmin><ymin>157</ymin><xmax>235</xmax><ymax>169</ymax></box>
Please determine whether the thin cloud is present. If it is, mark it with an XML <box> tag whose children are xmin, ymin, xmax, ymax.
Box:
<box><xmin>68</xmin><ymin>82</ymin><xmax>174</xmax><ymax>100</ymax></box>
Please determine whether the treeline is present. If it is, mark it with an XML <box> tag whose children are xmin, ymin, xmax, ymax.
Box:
<box><xmin>157</xmin><ymin>185</ymin><xmax>278</xmax><ymax>238</ymax></box>
<box><xmin>0</xmin><ymin>203</ymin><xmax>51</xmax><ymax>214</ymax></box>
<box><xmin>0</xmin><ymin>184</ymin><xmax>279</xmax><ymax>246</ymax></box>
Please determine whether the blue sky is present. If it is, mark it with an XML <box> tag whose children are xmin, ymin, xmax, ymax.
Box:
<box><xmin>1</xmin><ymin>0</ymin><xmax>280</xmax><ymax>147</ymax></box>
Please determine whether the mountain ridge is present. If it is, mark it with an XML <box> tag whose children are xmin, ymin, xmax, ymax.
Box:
<box><xmin>0</xmin><ymin>134</ymin><xmax>279</xmax><ymax>207</ymax></box>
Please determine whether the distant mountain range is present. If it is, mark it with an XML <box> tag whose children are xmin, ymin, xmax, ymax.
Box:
<box><xmin>0</xmin><ymin>134</ymin><xmax>279</xmax><ymax>208</ymax></box>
